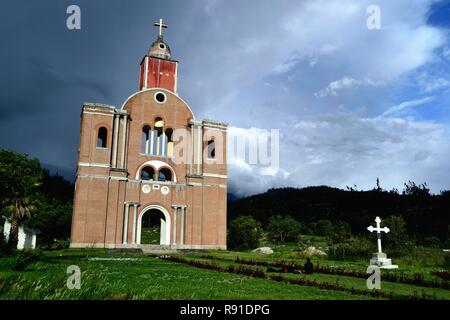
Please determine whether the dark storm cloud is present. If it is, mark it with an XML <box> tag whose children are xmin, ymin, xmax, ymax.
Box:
<box><xmin>0</xmin><ymin>0</ymin><xmax>189</xmax><ymax>176</ymax></box>
<box><xmin>0</xmin><ymin>0</ymin><xmax>449</xmax><ymax>196</ymax></box>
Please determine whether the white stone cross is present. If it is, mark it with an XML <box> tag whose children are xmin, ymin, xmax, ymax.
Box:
<box><xmin>154</xmin><ymin>18</ymin><xmax>168</xmax><ymax>37</ymax></box>
<box><xmin>367</xmin><ymin>216</ymin><xmax>390</xmax><ymax>254</ymax></box>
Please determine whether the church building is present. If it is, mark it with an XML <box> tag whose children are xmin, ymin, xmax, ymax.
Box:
<box><xmin>70</xmin><ymin>20</ymin><xmax>228</xmax><ymax>250</ymax></box>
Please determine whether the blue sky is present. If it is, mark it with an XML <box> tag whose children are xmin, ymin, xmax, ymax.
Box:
<box><xmin>0</xmin><ymin>0</ymin><xmax>449</xmax><ymax>196</ymax></box>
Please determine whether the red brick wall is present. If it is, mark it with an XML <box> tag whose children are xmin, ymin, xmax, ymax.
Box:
<box><xmin>70</xmin><ymin>89</ymin><xmax>227</xmax><ymax>249</ymax></box>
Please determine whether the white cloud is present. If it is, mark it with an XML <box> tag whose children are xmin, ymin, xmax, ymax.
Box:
<box><xmin>380</xmin><ymin>96</ymin><xmax>434</xmax><ymax>117</ymax></box>
<box><xmin>284</xmin><ymin>113</ymin><xmax>450</xmax><ymax>193</ymax></box>
<box><xmin>424</xmin><ymin>78</ymin><xmax>450</xmax><ymax>92</ymax></box>
<box><xmin>173</xmin><ymin>0</ymin><xmax>450</xmax><ymax>196</ymax></box>
<box><xmin>180</xmin><ymin>0</ymin><xmax>446</xmax><ymax>116</ymax></box>
<box><xmin>315</xmin><ymin>77</ymin><xmax>384</xmax><ymax>98</ymax></box>
<box><xmin>225</xmin><ymin>110</ymin><xmax>450</xmax><ymax>196</ymax></box>
<box><xmin>415</xmin><ymin>72</ymin><xmax>450</xmax><ymax>93</ymax></box>
<box><xmin>228</xmin><ymin>163</ymin><xmax>294</xmax><ymax>197</ymax></box>
<box><xmin>272</xmin><ymin>53</ymin><xmax>303</xmax><ymax>75</ymax></box>
<box><xmin>228</xmin><ymin>112</ymin><xmax>450</xmax><ymax>196</ymax></box>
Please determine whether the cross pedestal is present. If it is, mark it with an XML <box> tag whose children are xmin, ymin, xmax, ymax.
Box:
<box><xmin>369</xmin><ymin>252</ymin><xmax>398</xmax><ymax>269</ymax></box>
<box><xmin>367</xmin><ymin>217</ymin><xmax>398</xmax><ymax>269</ymax></box>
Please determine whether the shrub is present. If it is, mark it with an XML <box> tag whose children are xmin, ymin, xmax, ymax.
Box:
<box><xmin>228</xmin><ymin>216</ymin><xmax>263</xmax><ymax>250</ymax></box>
<box><xmin>444</xmin><ymin>238</ymin><xmax>450</xmax><ymax>249</ymax></box>
<box><xmin>444</xmin><ymin>252</ymin><xmax>450</xmax><ymax>269</ymax></box>
<box><xmin>431</xmin><ymin>270</ymin><xmax>450</xmax><ymax>282</ymax></box>
<box><xmin>53</xmin><ymin>238</ymin><xmax>70</xmax><ymax>250</ymax></box>
<box><xmin>327</xmin><ymin>237</ymin><xmax>373</xmax><ymax>261</ymax></box>
<box><xmin>382</xmin><ymin>215</ymin><xmax>411</xmax><ymax>255</ymax></box>
<box><xmin>327</xmin><ymin>220</ymin><xmax>352</xmax><ymax>244</ymax></box>
<box><xmin>422</xmin><ymin>236</ymin><xmax>442</xmax><ymax>248</ymax></box>
<box><xmin>395</xmin><ymin>246</ymin><xmax>447</xmax><ymax>268</ymax></box>
<box><xmin>12</xmin><ymin>250</ymin><xmax>42</xmax><ymax>271</ymax></box>
<box><xmin>27</xmin><ymin>200</ymin><xmax>72</xmax><ymax>248</ymax></box>
<box><xmin>310</xmin><ymin>220</ymin><xmax>333</xmax><ymax>236</ymax></box>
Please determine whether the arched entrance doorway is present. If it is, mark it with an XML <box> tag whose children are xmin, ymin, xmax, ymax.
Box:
<box><xmin>136</xmin><ymin>205</ymin><xmax>171</xmax><ymax>245</ymax></box>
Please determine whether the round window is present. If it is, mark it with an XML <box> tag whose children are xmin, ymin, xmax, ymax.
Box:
<box><xmin>141</xmin><ymin>184</ymin><xmax>151</xmax><ymax>194</ymax></box>
<box><xmin>161</xmin><ymin>186</ymin><xmax>170</xmax><ymax>195</ymax></box>
<box><xmin>159</xmin><ymin>43</ymin><xmax>165</xmax><ymax>49</ymax></box>
<box><xmin>154</xmin><ymin>92</ymin><xmax>166</xmax><ymax>104</ymax></box>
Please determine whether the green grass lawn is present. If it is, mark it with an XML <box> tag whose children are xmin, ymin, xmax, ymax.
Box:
<box><xmin>0</xmin><ymin>250</ymin><xmax>374</xmax><ymax>300</ymax></box>
<box><xmin>140</xmin><ymin>227</ymin><xmax>161</xmax><ymax>245</ymax></box>
<box><xmin>0</xmin><ymin>247</ymin><xmax>448</xmax><ymax>300</ymax></box>
<box><xmin>196</xmin><ymin>249</ymin><xmax>447</xmax><ymax>282</ymax></box>
<box><xmin>178</xmin><ymin>254</ymin><xmax>450</xmax><ymax>299</ymax></box>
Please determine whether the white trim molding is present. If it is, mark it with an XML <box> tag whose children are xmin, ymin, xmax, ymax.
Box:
<box><xmin>78</xmin><ymin>162</ymin><xmax>111</xmax><ymax>168</ymax></box>
<box><xmin>203</xmin><ymin>173</ymin><xmax>228</xmax><ymax>179</ymax></box>
<box><xmin>187</xmin><ymin>182</ymin><xmax>227</xmax><ymax>188</ymax></box>
<box><xmin>135</xmin><ymin>160</ymin><xmax>178</xmax><ymax>182</ymax></box>
<box><xmin>83</xmin><ymin>111</ymin><xmax>115</xmax><ymax>117</ymax></box>
<box><xmin>154</xmin><ymin>91</ymin><xmax>167</xmax><ymax>104</ymax></box>
<box><xmin>187</xmin><ymin>182</ymin><xmax>203</xmax><ymax>187</ymax></box>
<box><xmin>144</xmin><ymin>56</ymin><xmax>149</xmax><ymax>89</ymax></box>
<box><xmin>136</xmin><ymin>204</ymin><xmax>171</xmax><ymax>245</ymax></box>
<box><xmin>77</xmin><ymin>174</ymin><xmax>127</xmax><ymax>181</ymax></box>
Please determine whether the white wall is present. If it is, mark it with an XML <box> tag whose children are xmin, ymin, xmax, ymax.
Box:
<box><xmin>3</xmin><ymin>220</ymin><xmax>37</xmax><ymax>250</ymax></box>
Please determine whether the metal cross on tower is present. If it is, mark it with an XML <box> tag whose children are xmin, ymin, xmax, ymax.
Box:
<box><xmin>367</xmin><ymin>216</ymin><xmax>390</xmax><ymax>254</ymax></box>
<box><xmin>154</xmin><ymin>18</ymin><xmax>168</xmax><ymax>37</ymax></box>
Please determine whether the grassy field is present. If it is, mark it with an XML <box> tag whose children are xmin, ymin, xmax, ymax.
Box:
<box><xmin>189</xmin><ymin>249</ymin><xmax>446</xmax><ymax>280</ymax></box>
<box><xmin>0</xmin><ymin>248</ymin><xmax>448</xmax><ymax>300</ymax></box>
<box><xmin>178</xmin><ymin>253</ymin><xmax>450</xmax><ymax>299</ymax></box>
<box><xmin>140</xmin><ymin>226</ymin><xmax>161</xmax><ymax>245</ymax></box>
<box><xmin>0</xmin><ymin>249</ymin><xmax>374</xmax><ymax>300</ymax></box>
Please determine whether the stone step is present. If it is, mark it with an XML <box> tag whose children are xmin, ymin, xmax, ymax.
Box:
<box><xmin>140</xmin><ymin>244</ymin><xmax>171</xmax><ymax>249</ymax></box>
<box><xmin>139</xmin><ymin>244</ymin><xmax>180</xmax><ymax>254</ymax></box>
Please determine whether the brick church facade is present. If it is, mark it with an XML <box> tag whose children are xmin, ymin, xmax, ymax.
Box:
<box><xmin>70</xmin><ymin>20</ymin><xmax>228</xmax><ymax>249</ymax></box>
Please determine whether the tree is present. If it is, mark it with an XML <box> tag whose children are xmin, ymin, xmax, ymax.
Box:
<box><xmin>40</xmin><ymin>170</ymin><xmax>74</xmax><ymax>202</ymax></box>
<box><xmin>402</xmin><ymin>181</ymin><xmax>430</xmax><ymax>197</ymax></box>
<box><xmin>0</xmin><ymin>149</ymin><xmax>43</xmax><ymax>250</ymax></box>
<box><xmin>228</xmin><ymin>216</ymin><xmax>262</xmax><ymax>250</ymax></box>
<box><xmin>328</xmin><ymin>220</ymin><xmax>352</xmax><ymax>244</ymax></box>
<box><xmin>382</xmin><ymin>215</ymin><xmax>411</xmax><ymax>255</ymax></box>
<box><xmin>27</xmin><ymin>197</ymin><xmax>72</xmax><ymax>247</ymax></box>
<box><xmin>312</xmin><ymin>219</ymin><xmax>334</xmax><ymax>236</ymax></box>
<box><xmin>267</xmin><ymin>215</ymin><xmax>302</xmax><ymax>243</ymax></box>
<box><xmin>374</xmin><ymin>178</ymin><xmax>382</xmax><ymax>192</ymax></box>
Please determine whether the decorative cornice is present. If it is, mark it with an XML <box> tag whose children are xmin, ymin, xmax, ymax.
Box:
<box><xmin>202</xmin><ymin>119</ymin><xmax>228</xmax><ymax>129</ymax></box>
<box><xmin>83</xmin><ymin>102</ymin><xmax>116</xmax><ymax>109</ymax></box>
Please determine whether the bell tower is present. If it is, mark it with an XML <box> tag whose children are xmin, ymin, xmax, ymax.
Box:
<box><xmin>139</xmin><ymin>19</ymin><xmax>178</xmax><ymax>93</ymax></box>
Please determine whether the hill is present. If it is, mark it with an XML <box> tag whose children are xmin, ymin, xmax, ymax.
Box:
<box><xmin>228</xmin><ymin>185</ymin><xmax>450</xmax><ymax>241</ymax></box>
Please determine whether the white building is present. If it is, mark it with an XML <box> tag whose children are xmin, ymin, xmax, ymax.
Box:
<box><xmin>2</xmin><ymin>219</ymin><xmax>37</xmax><ymax>250</ymax></box>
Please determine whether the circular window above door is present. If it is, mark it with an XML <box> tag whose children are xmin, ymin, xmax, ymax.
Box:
<box><xmin>154</xmin><ymin>92</ymin><xmax>167</xmax><ymax>104</ymax></box>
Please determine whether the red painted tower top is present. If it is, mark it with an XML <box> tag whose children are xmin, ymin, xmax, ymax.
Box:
<box><xmin>139</xmin><ymin>19</ymin><xmax>178</xmax><ymax>93</ymax></box>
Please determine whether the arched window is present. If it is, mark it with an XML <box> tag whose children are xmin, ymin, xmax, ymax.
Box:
<box><xmin>140</xmin><ymin>166</ymin><xmax>155</xmax><ymax>181</ymax></box>
<box><xmin>154</xmin><ymin>117</ymin><xmax>164</xmax><ymax>156</ymax></box>
<box><xmin>141</xmin><ymin>125</ymin><xmax>151</xmax><ymax>154</ymax></box>
<box><xmin>166</xmin><ymin>128</ymin><xmax>173</xmax><ymax>157</ymax></box>
<box><xmin>97</xmin><ymin>127</ymin><xmax>107</xmax><ymax>148</ymax></box>
<box><xmin>158</xmin><ymin>168</ymin><xmax>172</xmax><ymax>182</ymax></box>
<box><xmin>207</xmin><ymin>139</ymin><xmax>215</xmax><ymax>159</ymax></box>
